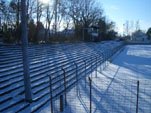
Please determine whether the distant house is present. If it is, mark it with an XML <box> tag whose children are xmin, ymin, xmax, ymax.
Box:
<box><xmin>61</xmin><ymin>29</ymin><xmax>75</xmax><ymax>38</ymax></box>
<box><xmin>91</xmin><ymin>32</ymin><xmax>99</xmax><ymax>37</ymax></box>
<box><xmin>88</xmin><ymin>27</ymin><xmax>99</xmax><ymax>41</ymax></box>
<box><xmin>63</xmin><ymin>29</ymin><xmax>74</xmax><ymax>34</ymax></box>
<box><xmin>132</xmin><ymin>30</ymin><xmax>148</xmax><ymax>42</ymax></box>
<box><xmin>61</xmin><ymin>29</ymin><xmax>75</xmax><ymax>35</ymax></box>
<box><xmin>38</xmin><ymin>29</ymin><xmax>54</xmax><ymax>43</ymax></box>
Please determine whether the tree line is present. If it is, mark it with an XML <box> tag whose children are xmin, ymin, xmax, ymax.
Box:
<box><xmin>0</xmin><ymin>0</ymin><xmax>118</xmax><ymax>44</ymax></box>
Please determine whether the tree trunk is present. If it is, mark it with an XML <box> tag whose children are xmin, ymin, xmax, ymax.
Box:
<box><xmin>54</xmin><ymin>0</ymin><xmax>58</xmax><ymax>34</ymax></box>
<box><xmin>16</xmin><ymin>0</ymin><xmax>20</xmax><ymax>44</ymax></box>
<box><xmin>21</xmin><ymin>0</ymin><xmax>32</xmax><ymax>102</ymax></box>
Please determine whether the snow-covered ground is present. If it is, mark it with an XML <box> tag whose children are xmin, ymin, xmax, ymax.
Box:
<box><xmin>40</xmin><ymin>45</ymin><xmax>151</xmax><ymax>113</ymax></box>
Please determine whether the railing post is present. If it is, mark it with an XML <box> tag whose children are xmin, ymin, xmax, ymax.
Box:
<box><xmin>74</xmin><ymin>63</ymin><xmax>79</xmax><ymax>96</ymax></box>
<box><xmin>62</xmin><ymin>68</ymin><xmax>67</xmax><ymax>106</ymax></box>
<box><xmin>89</xmin><ymin>77</ymin><xmax>92</xmax><ymax>113</ymax></box>
<box><xmin>48</xmin><ymin>75</ymin><xmax>53</xmax><ymax>113</ymax></box>
<box><xmin>83</xmin><ymin>60</ymin><xmax>87</xmax><ymax>88</ymax></box>
<box><xmin>136</xmin><ymin>80</ymin><xmax>139</xmax><ymax>113</ymax></box>
<box><xmin>102</xmin><ymin>53</ymin><xmax>105</xmax><ymax>70</ymax></box>
<box><xmin>105</xmin><ymin>51</ymin><xmax>108</xmax><ymax>68</ymax></box>
<box><xmin>96</xmin><ymin>56</ymin><xmax>97</xmax><ymax>77</ymax></box>
<box><xmin>91</xmin><ymin>57</ymin><xmax>93</xmax><ymax>78</ymax></box>
<box><xmin>100</xmin><ymin>53</ymin><xmax>103</xmax><ymax>71</ymax></box>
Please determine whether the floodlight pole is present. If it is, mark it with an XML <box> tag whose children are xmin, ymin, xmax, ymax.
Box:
<box><xmin>21</xmin><ymin>0</ymin><xmax>32</xmax><ymax>102</ymax></box>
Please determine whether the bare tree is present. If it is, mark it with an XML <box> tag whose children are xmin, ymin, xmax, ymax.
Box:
<box><xmin>26</xmin><ymin>0</ymin><xmax>35</xmax><ymax>22</ymax></box>
<box><xmin>135</xmin><ymin>20</ymin><xmax>140</xmax><ymax>31</ymax></box>
<box><xmin>44</xmin><ymin>1</ymin><xmax>54</xmax><ymax>42</ymax></box>
<box><xmin>54</xmin><ymin>0</ymin><xmax>58</xmax><ymax>34</ymax></box>
<box><xmin>1</xmin><ymin>0</ymin><xmax>112</xmax><ymax>43</ymax></box>
<box><xmin>123</xmin><ymin>20</ymin><xmax>130</xmax><ymax>36</ymax></box>
<box><xmin>147</xmin><ymin>27</ymin><xmax>151</xmax><ymax>40</ymax></box>
<box><xmin>130</xmin><ymin>20</ymin><xmax>134</xmax><ymax>35</ymax></box>
<box><xmin>62</xmin><ymin>0</ymin><xmax>103</xmax><ymax>40</ymax></box>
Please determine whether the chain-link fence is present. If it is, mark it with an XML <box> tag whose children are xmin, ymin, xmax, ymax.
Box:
<box><xmin>52</xmin><ymin>73</ymin><xmax>151</xmax><ymax>113</ymax></box>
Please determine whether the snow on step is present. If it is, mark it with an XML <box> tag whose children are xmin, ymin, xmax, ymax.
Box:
<box><xmin>0</xmin><ymin>41</ymin><xmax>125</xmax><ymax>113</ymax></box>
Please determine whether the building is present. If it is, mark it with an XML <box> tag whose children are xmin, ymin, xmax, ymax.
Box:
<box><xmin>132</xmin><ymin>30</ymin><xmax>149</xmax><ymax>42</ymax></box>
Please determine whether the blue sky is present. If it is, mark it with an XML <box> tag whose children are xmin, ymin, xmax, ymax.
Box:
<box><xmin>98</xmin><ymin>0</ymin><xmax>151</xmax><ymax>34</ymax></box>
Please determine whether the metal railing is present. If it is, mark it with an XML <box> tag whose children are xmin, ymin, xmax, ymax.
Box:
<box><xmin>46</xmin><ymin>42</ymin><xmax>125</xmax><ymax>113</ymax></box>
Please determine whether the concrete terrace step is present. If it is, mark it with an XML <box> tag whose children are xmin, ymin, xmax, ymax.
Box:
<box><xmin>0</xmin><ymin>41</ymin><xmax>125</xmax><ymax>113</ymax></box>
<box><xmin>0</xmin><ymin>86</ymin><xmax>24</xmax><ymax>102</ymax></box>
<box><xmin>0</xmin><ymin>45</ymin><xmax>99</xmax><ymax>91</ymax></box>
<box><xmin>0</xmin><ymin>76</ymin><xmax>23</xmax><ymax>89</ymax></box>
<box><xmin>0</xmin><ymin>81</ymin><xmax>24</xmax><ymax>96</ymax></box>
<box><xmin>0</xmin><ymin>72</ymin><xmax>23</xmax><ymax>84</ymax></box>
<box><xmin>0</xmin><ymin>96</ymin><xmax>28</xmax><ymax>113</ymax></box>
<box><xmin>0</xmin><ymin>52</ymin><xmax>95</xmax><ymax>94</ymax></box>
<box><xmin>0</xmin><ymin>44</ymin><xmax>108</xmax><ymax>88</ymax></box>
<box><xmin>31</xmin><ymin>57</ymin><xmax>103</xmax><ymax>102</ymax></box>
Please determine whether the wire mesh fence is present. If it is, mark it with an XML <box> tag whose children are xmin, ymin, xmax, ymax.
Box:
<box><xmin>43</xmin><ymin>43</ymin><xmax>150</xmax><ymax>113</ymax></box>
<box><xmin>52</xmin><ymin>73</ymin><xmax>151</xmax><ymax>113</ymax></box>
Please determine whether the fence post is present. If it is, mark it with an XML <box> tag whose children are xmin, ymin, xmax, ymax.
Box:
<box><xmin>48</xmin><ymin>75</ymin><xmax>53</xmax><ymax>113</ymax></box>
<box><xmin>136</xmin><ymin>80</ymin><xmax>139</xmax><ymax>113</ymax></box>
<box><xmin>62</xmin><ymin>68</ymin><xmax>67</xmax><ymax>106</ymax></box>
<box><xmin>83</xmin><ymin>60</ymin><xmax>87</xmax><ymax>88</ymax></box>
<box><xmin>89</xmin><ymin>77</ymin><xmax>92</xmax><ymax>113</ymax></box>
<box><xmin>60</xmin><ymin>95</ymin><xmax>64</xmax><ymax>112</ymax></box>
